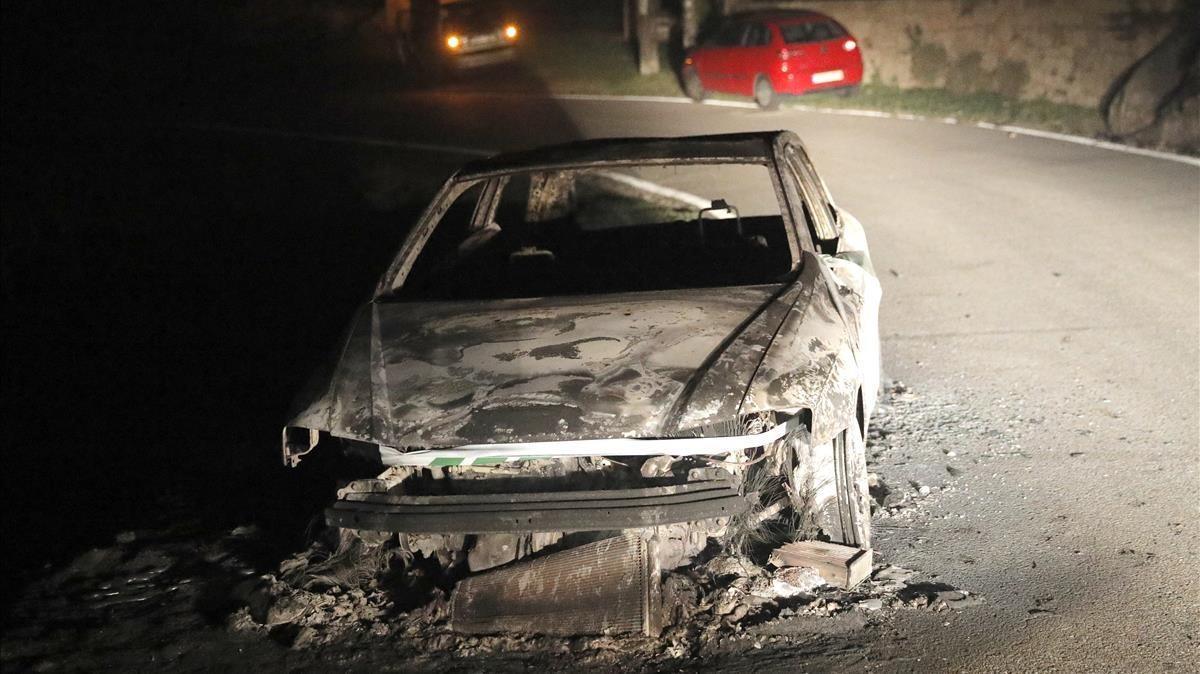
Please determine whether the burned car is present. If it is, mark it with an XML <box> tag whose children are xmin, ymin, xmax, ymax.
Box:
<box><xmin>282</xmin><ymin>131</ymin><xmax>881</xmax><ymax>634</ymax></box>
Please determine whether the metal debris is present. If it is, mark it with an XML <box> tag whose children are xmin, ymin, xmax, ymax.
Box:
<box><xmin>769</xmin><ymin>541</ymin><xmax>873</xmax><ymax>589</ymax></box>
<box><xmin>450</xmin><ymin>535</ymin><xmax>661</xmax><ymax>637</ymax></box>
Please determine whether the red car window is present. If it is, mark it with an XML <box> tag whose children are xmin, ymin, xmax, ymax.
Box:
<box><xmin>779</xmin><ymin>20</ymin><xmax>846</xmax><ymax>44</ymax></box>
<box><xmin>704</xmin><ymin>21</ymin><xmax>746</xmax><ymax>47</ymax></box>
<box><xmin>744</xmin><ymin>22</ymin><xmax>772</xmax><ymax>47</ymax></box>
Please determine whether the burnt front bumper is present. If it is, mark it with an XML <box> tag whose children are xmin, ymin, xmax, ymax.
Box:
<box><xmin>325</xmin><ymin>479</ymin><xmax>747</xmax><ymax>534</ymax></box>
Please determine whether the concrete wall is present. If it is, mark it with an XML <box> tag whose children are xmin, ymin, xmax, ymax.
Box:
<box><xmin>731</xmin><ymin>0</ymin><xmax>1184</xmax><ymax>106</ymax></box>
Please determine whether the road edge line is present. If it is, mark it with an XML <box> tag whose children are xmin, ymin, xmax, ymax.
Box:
<box><xmin>174</xmin><ymin>121</ymin><xmax>493</xmax><ymax>156</ymax></box>
<box><xmin>545</xmin><ymin>93</ymin><xmax>1200</xmax><ymax>167</ymax></box>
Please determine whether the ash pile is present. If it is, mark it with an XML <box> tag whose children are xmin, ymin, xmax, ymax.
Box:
<box><xmin>2</xmin><ymin>383</ymin><xmax>984</xmax><ymax>670</ymax></box>
<box><xmin>227</xmin><ymin>389</ymin><xmax>983</xmax><ymax>654</ymax></box>
<box><xmin>238</xmin><ymin>436</ymin><xmax>870</xmax><ymax>643</ymax></box>
<box><xmin>226</xmin><ymin>525</ymin><xmax>977</xmax><ymax>660</ymax></box>
<box><xmin>226</xmin><ymin>492</ymin><xmax>974</xmax><ymax>658</ymax></box>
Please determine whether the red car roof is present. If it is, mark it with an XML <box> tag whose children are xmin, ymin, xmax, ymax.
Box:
<box><xmin>728</xmin><ymin>10</ymin><xmax>831</xmax><ymax>26</ymax></box>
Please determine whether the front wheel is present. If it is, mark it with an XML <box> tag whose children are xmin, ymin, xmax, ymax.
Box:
<box><xmin>683</xmin><ymin>68</ymin><xmax>706</xmax><ymax>102</ymax></box>
<box><xmin>785</xmin><ymin>421</ymin><xmax>871</xmax><ymax>548</ymax></box>
<box><xmin>753</xmin><ymin>75</ymin><xmax>779</xmax><ymax>110</ymax></box>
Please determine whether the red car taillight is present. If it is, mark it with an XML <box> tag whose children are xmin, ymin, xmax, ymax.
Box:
<box><xmin>843</xmin><ymin>39</ymin><xmax>857</xmax><ymax>51</ymax></box>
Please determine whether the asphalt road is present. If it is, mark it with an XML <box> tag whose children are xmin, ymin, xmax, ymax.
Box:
<box><xmin>282</xmin><ymin>90</ymin><xmax>1199</xmax><ymax>671</ymax></box>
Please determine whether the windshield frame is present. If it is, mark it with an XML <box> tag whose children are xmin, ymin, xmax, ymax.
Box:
<box><xmin>376</xmin><ymin>157</ymin><xmax>809</xmax><ymax>300</ymax></box>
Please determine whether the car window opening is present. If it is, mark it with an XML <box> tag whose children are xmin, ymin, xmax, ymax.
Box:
<box><xmin>780</xmin><ymin>20</ymin><xmax>846</xmax><ymax>45</ymax></box>
<box><xmin>394</xmin><ymin>163</ymin><xmax>795</xmax><ymax>301</ymax></box>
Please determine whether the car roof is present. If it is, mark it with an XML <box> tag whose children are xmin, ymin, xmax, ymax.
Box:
<box><xmin>727</xmin><ymin>10</ymin><xmax>831</xmax><ymax>25</ymax></box>
<box><xmin>458</xmin><ymin>131</ymin><xmax>795</xmax><ymax>178</ymax></box>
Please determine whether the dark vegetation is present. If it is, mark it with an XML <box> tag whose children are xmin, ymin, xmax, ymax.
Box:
<box><xmin>2</xmin><ymin>124</ymin><xmax>447</xmax><ymax>574</ymax></box>
<box><xmin>2</xmin><ymin>0</ymin><xmax>590</xmax><ymax>584</ymax></box>
<box><xmin>1</xmin><ymin>2</ymin><xmax>459</xmax><ymax>579</ymax></box>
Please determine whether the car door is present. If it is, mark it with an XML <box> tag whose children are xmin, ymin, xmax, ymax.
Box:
<box><xmin>695</xmin><ymin>20</ymin><xmax>746</xmax><ymax>92</ymax></box>
<box><xmin>730</xmin><ymin>21</ymin><xmax>774</xmax><ymax>94</ymax></box>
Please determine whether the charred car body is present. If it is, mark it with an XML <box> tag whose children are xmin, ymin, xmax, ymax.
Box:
<box><xmin>283</xmin><ymin>131</ymin><xmax>881</xmax><ymax>633</ymax></box>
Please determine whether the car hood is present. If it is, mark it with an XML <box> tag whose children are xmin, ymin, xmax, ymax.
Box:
<box><xmin>288</xmin><ymin>284</ymin><xmax>795</xmax><ymax>448</ymax></box>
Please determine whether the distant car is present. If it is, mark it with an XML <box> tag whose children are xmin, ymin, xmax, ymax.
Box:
<box><xmin>683</xmin><ymin>11</ymin><xmax>863</xmax><ymax>109</ymax></box>
<box><xmin>282</xmin><ymin>132</ymin><xmax>882</xmax><ymax>589</ymax></box>
<box><xmin>438</xmin><ymin>1</ymin><xmax>520</xmax><ymax>69</ymax></box>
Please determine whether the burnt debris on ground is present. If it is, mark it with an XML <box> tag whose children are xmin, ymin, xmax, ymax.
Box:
<box><xmin>2</xmin><ymin>383</ymin><xmax>982</xmax><ymax>671</ymax></box>
<box><xmin>2</xmin><ymin>526</ymin><xmax>977</xmax><ymax>670</ymax></box>
<box><xmin>865</xmin><ymin>380</ymin><xmax>992</xmax><ymax>522</ymax></box>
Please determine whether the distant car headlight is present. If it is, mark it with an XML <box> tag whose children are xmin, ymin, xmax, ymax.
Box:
<box><xmin>504</xmin><ymin>24</ymin><xmax>518</xmax><ymax>40</ymax></box>
<box><xmin>843</xmin><ymin>39</ymin><xmax>857</xmax><ymax>52</ymax></box>
<box><xmin>446</xmin><ymin>34</ymin><xmax>462</xmax><ymax>49</ymax></box>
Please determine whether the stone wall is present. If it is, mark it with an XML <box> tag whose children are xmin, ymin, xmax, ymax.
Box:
<box><xmin>731</xmin><ymin>0</ymin><xmax>1185</xmax><ymax>107</ymax></box>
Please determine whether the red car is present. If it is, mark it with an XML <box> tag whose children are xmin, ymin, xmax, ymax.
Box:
<box><xmin>683</xmin><ymin>11</ymin><xmax>862</xmax><ymax>109</ymax></box>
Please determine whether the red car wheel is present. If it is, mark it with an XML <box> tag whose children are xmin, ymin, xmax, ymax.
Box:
<box><xmin>683</xmin><ymin>68</ymin><xmax>705</xmax><ymax>102</ymax></box>
<box><xmin>753</xmin><ymin>75</ymin><xmax>778</xmax><ymax>110</ymax></box>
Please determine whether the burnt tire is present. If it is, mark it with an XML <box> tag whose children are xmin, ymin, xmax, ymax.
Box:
<box><xmin>683</xmin><ymin>68</ymin><xmax>706</xmax><ymax>102</ymax></box>
<box><xmin>753</xmin><ymin>75</ymin><xmax>779</xmax><ymax>110</ymax></box>
<box><xmin>785</xmin><ymin>421</ymin><xmax>871</xmax><ymax>548</ymax></box>
<box><xmin>831</xmin><ymin>422</ymin><xmax>871</xmax><ymax>548</ymax></box>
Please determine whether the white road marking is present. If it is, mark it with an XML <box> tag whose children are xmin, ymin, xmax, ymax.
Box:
<box><xmin>970</xmin><ymin>121</ymin><xmax>1200</xmax><ymax>166</ymax></box>
<box><xmin>175</xmin><ymin>121</ymin><xmax>492</xmax><ymax>156</ymax></box>
<box><xmin>551</xmin><ymin>92</ymin><xmax>758</xmax><ymax>109</ymax></box>
<box><xmin>177</xmin><ymin>123</ymin><xmax>723</xmax><ymax>209</ymax></box>
<box><xmin>595</xmin><ymin>170</ymin><xmax>711</xmax><ymax>209</ymax></box>
<box><xmin>545</xmin><ymin>93</ymin><xmax>1200</xmax><ymax>167</ymax></box>
<box><xmin>180</xmin><ymin>97</ymin><xmax>1200</xmax><ymax>168</ymax></box>
<box><xmin>181</xmin><ymin>122</ymin><xmax>730</xmax><ymax>208</ymax></box>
